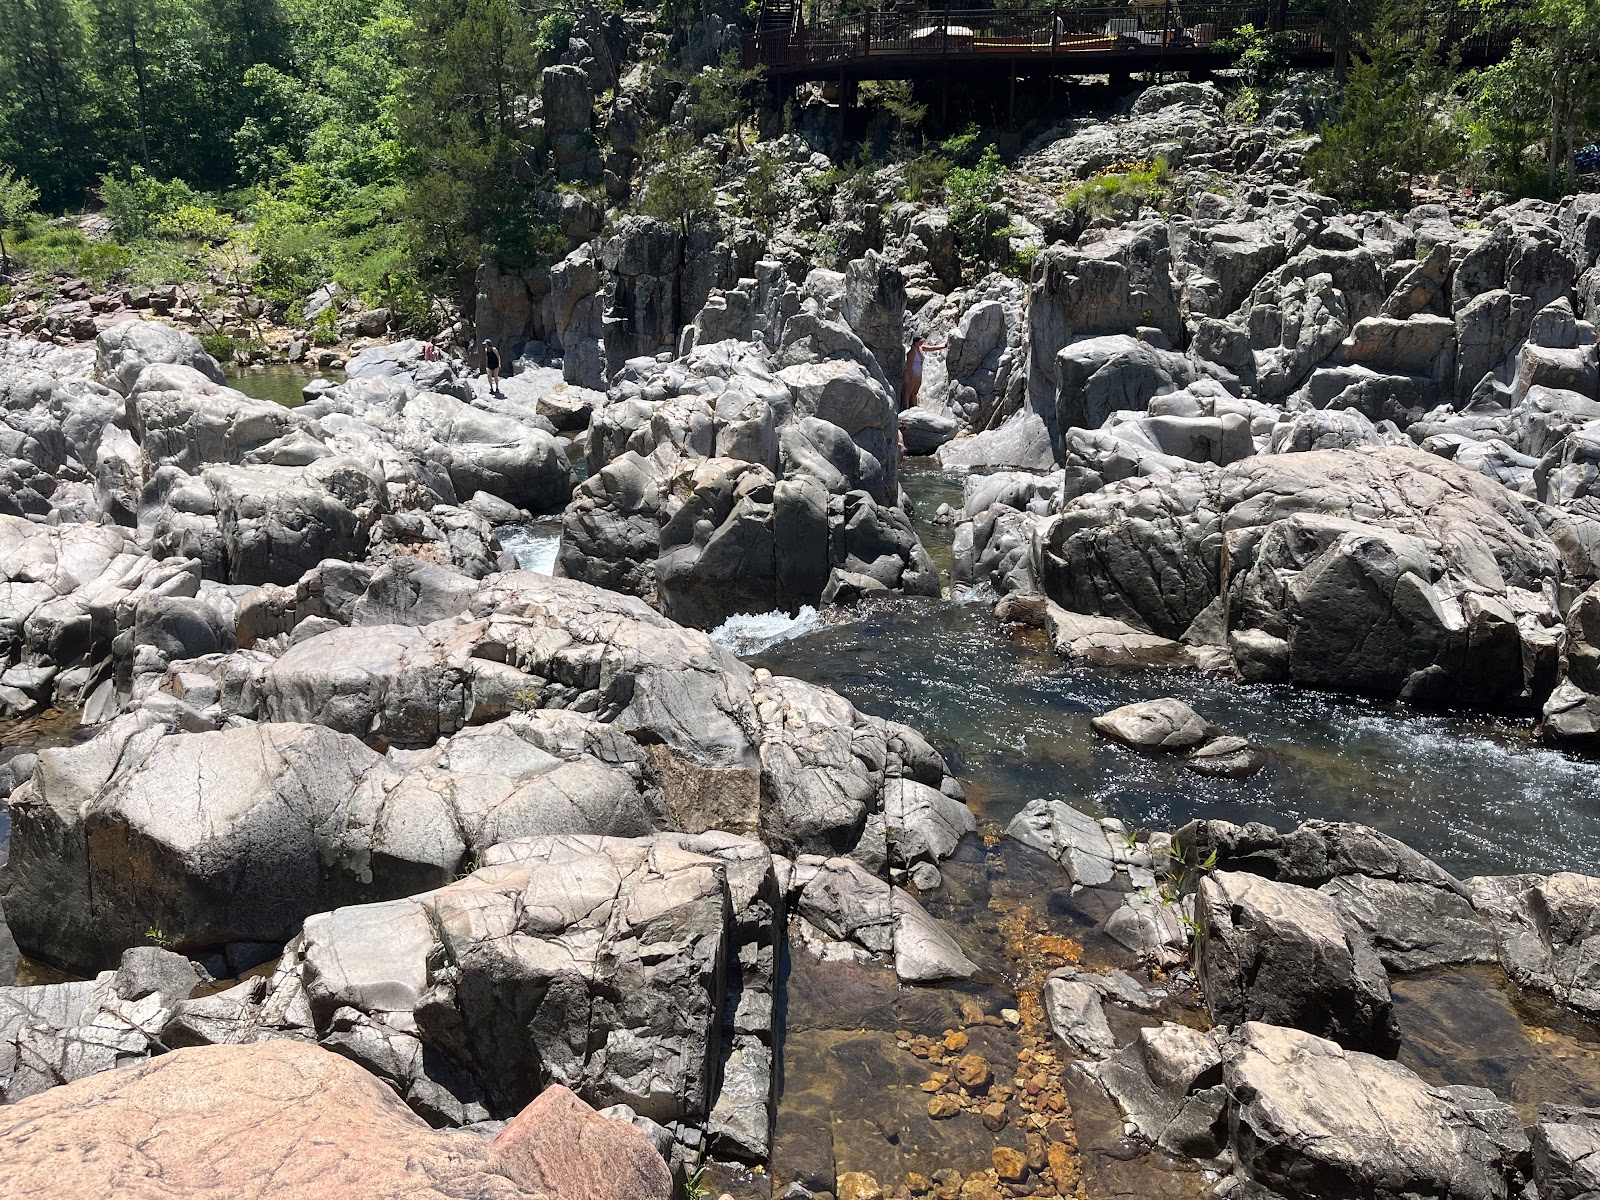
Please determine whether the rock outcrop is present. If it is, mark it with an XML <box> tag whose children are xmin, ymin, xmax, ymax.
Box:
<box><xmin>0</xmin><ymin>1040</ymin><xmax>672</xmax><ymax>1200</ymax></box>
<box><xmin>560</xmin><ymin>322</ymin><xmax>938</xmax><ymax>627</ymax></box>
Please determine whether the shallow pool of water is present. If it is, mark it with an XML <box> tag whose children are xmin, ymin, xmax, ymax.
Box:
<box><xmin>900</xmin><ymin>460</ymin><xmax>966</xmax><ymax>587</ymax></box>
<box><xmin>225</xmin><ymin>365</ymin><xmax>343</xmax><ymax>408</ymax></box>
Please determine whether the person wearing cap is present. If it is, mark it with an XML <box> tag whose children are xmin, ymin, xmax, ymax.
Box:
<box><xmin>482</xmin><ymin>338</ymin><xmax>502</xmax><ymax>395</ymax></box>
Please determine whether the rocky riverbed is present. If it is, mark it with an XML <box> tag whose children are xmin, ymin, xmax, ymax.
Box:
<box><xmin>2</xmin><ymin>66</ymin><xmax>1600</xmax><ymax>1200</ymax></box>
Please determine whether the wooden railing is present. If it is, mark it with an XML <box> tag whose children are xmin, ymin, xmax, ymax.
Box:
<box><xmin>744</xmin><ymin>3</ymin><xmax>1509</xmax><ymax>72</ymax></box>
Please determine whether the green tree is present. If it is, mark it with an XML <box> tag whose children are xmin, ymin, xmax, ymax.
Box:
<box><xmin>1307</xmin><ymin>16</ymin><xmax>1463</xmax><ymax>209</ymax></box>
<box><xmin>394</xmin><ymin>0</ymin><xmax>550</xmax><ymax>281</ymax></box>
<box><xmin>675</xmin><ymin>51</ymin><xmax>765</xmax><ymax>151</ymax></box>
<box><xmin>0</xmin><ymin>165</ymin><xmax>41</xmax><ymax>272</ymax></box>
<box><xmin>1511</xmin><ymin>0</ymin><xmax>1600</xmax><ymax>192</ymax></box>
<box><xmin>0</xmin><ymin>0</ymin><xmax>95</xmax><ymax>202</ymax></box>
<box><xmin>1461</xmin><ymin>46</ymin><xmax>1552</xmax><ymax>195</ymax></box>
<box><xmin>944</xmin><ymin>144</ymin><xmax>1003</xmax><ymax>245</ymax></box>
<box><xmin>639</xmin><ymin>134</ymin><xmax>717</xmax><ymax>240</ymax></box>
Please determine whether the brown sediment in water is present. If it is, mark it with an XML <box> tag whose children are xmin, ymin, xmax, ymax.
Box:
<box><xmin>867</xmin><ymin>904</ymin><xmax>1086</xmax><ymax>1200</ymax></box>
<box><xmin>0</xmin><ymin>706</ymin><xmax>84</xmax><ymax>751</ymax></box>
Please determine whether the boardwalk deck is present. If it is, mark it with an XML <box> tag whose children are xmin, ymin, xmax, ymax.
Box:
<box><xmin>744</xmin><ymin>3</ymin><xmax>1509</xmax><ymax>81</ymax></box>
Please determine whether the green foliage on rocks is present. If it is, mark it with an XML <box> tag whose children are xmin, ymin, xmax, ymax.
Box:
<box><xmin>1307</xmin><ymin>16</ymin><xmax>1464</xmax><ymax>209</ymax></box>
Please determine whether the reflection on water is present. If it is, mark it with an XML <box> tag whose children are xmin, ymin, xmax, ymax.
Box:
<box><xmin>225</xmin><ymin>365</ymin><xmax>343</xmax><ymax>409</ymax></box>
<box><xmin>900</xmin><ymin>460</ymin><xmax>966</xmax><ymax>588</ymax></box>
<box><xmin>752</xmin><ymin>597</ymin><xmax>1600</xmax><ymax>880</ymax></box>
<box><xmin>756</xmin><ymin>831</ymin><xmax>1208</xmax><ymax>1200</ymax></box>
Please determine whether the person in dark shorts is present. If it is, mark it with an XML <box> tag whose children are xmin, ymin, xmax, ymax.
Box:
<box><xmin>482</xmin><ymin>338</ymin><xmax>501</xmax><ymax>395</ymax></box>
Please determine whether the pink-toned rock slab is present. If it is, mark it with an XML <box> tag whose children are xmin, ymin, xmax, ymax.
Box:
<box><xmin>0</xmin><ymin>1040</ymin><xmax>672</xmax><ymax>1200</ymax></box>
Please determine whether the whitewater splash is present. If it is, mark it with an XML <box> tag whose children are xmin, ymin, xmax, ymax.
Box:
<box><xmin>709</xmin><ymin>607</ymin><xmax>824</xmax><ymax>656</ymax></box>
<box><xmin>496</xmin><ymin>524</ymin><xmax>561</xmax><ymax>574</ymax></box>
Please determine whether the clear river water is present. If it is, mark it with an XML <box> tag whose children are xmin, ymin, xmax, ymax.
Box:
<box><xmin>3</xmin><ymin>429</ymin><xmax>1598</xmax><ymax>1200</ymax></box>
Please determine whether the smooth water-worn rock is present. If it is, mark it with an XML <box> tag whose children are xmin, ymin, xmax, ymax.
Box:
<box><xmin>96</xmin><ymin>321</ymin><xmax>225</xmax><ymax>396</ymax></box>
<box><xmin>0</xmin><ymin>1040</ymin><xmax>671</xmax><ymax>1200</ymax></box>
<box><xmin>1021</xmin><ymin>445</ymin><xmax>1593</xmax><ymax>709</ymax></box>
<box><xmin>1224</xmin><ymin>1022</ymin><xmax>1527</xmax><ymax>1200</ymax></box>
<box><xmin>1090</xmin><ymin>697</ymin><xmax>1213</xmax><ymax>750</ymax></box>
<box><xmin>563</xmin><ymin>328</ymin><xmax>937</xmax><ymax>626</ymax></box>
<box><xmin>1196</xmin><ymin>870</ymin><xmax>1400</xmax><ymax>1055</ymax></box>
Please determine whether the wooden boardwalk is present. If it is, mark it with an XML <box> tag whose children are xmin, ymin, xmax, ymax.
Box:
<box><xmin>743</xmin><ymin>3</ymin><xmax>1509</xmax><ymax>82</ymax></box>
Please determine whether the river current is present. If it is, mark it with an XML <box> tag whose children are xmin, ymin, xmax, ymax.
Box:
<box><xmin>3</xmin><ymin>439</ymin><xmax>1598</xmax><ymax>1199</ymax></box>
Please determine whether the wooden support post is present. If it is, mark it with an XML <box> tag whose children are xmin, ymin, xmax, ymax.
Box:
<box><xmin>1008</xmin><ymin>71</ymin><xmax>1016</xmax><ymax>130</ymax></box>
<box><xmin>838</xmin><ymin>65</ymin><xmax>847</xmax><ymax>156</ymax></box>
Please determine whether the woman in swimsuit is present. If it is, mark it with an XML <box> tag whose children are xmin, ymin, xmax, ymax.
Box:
<box><xmin>902</xmin><ymin>335</ymin><xmax>945</xmax><ymax>411</ymax></box>
<box><xmin>899</xmin><ymin>335</ymin><xmax>945</xmax><ymax>452</ymax></box>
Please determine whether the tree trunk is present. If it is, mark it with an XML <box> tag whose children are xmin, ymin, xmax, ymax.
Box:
<box><xmin>125</xmin><ymin>1</ymin><xmax>151</xmax><ymax>168</ymax></box>
<box><xmin>0</xmin><ymin>225</ymin><xmax>10</xmax><ymax>275</ymax></box>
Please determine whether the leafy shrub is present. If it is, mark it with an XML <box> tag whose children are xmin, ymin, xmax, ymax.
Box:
<box><xmin>945</xmin><ymin>145</ymin><xmax>1004</xmax><ymax>244</ymax></box>
<box><xmin>310</xmin><ymin>305</ymin><xmax>341</xmax><ymax>346</ymax></box>
<box><xmin>742</xmin><ymin>150</ymin><xmax>784</xmax><ymax>233</ymax></box>
<box><xmin>901</xmin><ymin>154</ymin><xmax>951</xmax><ymax>203</ymax></box>
<box><xmin>1008</xmin><ymin>241</ymin><xmax>1042</xmax><ymax>279</ymax></box>
<box><xmin>12</xmin><ymin>224</ymin><xmax>88</xmax><ymax>274</ymax></box>
<box><xmin>126</xmin><ymin>240</ymin><xmax>203</xmax><ymax>287</ymax></box>
<box><xmin>76</xmin><ymin>240</ymin><xmax>132</xmax><ymax>286</ymax></box>
<box><xmin>100</xmin><ymin>169</ymin><xmax>199</xmax><ymax>242</ymax></box>
<box><xmin>640</xmin><ymin>136</ymin><xmax>718</xmax><ymax>237</ymax></box>
<box><xmin>1459</xmin><ymin>48</ymin><xmax>1554</xmax><ymax>197</ymax></box>
<box><xmin>253</xmin><ymin>210</ymin><xmax>333</xmax><ymax>308</ymax></box>
<box><xmin>1307</xmin><ymin>31</ymin><xmax>1463</xmax><ymax>210</ymax></box>
<box><xmin>533</xmin><ymin>12</ymin><xmax>574</xmax><ymax>58</ymax></box>
<box><xmin>939</xmin><ymin>124</ymin><xmax>986</xmax><ymax>167</ymax></box>
<box><xmin>200</xmin><ymin>333</ymin><xmax>238</xmax><ymax>362</ymax></box>
<box><xmin>160</xmin><ymin>203</ymin><xmax>233</xmax><ymax>243</ymax></box>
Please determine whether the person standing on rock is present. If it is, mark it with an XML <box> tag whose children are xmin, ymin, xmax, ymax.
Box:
<box><xmin>900</xmin><ymin>334</ymin><xmax>945</xmax><ymax>451</ymax></box>
<box><xmin>902</xmin><ymin>335</ymin><xmax>944</xmax><ymax>409</ymax></box>
<box><xmin>482</xmin><ymin>338</ymin><xmax>502</xmax><ymax>395</ymax></box>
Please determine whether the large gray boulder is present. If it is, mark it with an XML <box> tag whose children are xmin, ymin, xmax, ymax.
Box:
<box><xmin>1532</xmin><ymin>1106</ymin><xmax>1600</xmax><ymax>1200</ymax></box>
<box><xmin>178</xmin><ymin>832</ymin><xmax>783</xmax><ymax>1156</ymax></box>
<box><xmin>1054</xmin><ymin>334</ymin><xmax>1205</xmax><ymax>433</ymax></box>
<box><xmin>0</xmin><ymin>517</ymin><xmax>201</xmax><ymax>715</ymax></box>
<box><xmin>561</xmin><ymin>333</ymin><xmax>936</xmax><ymax>622</ymax></box>
<box><xmin>1175</xmin><ymin>818</ymin><xmax>1498</xmax><ymax>971</ymax></box>
<box><xmin>1023</xmin><ymin>445</ymin><xmax>1593</xmax><ymax>708</ymax></box>
<box><xmin>343</xmin><ymin>339</ymin><xmax>473</xmax><ymax>401</ymax></box>
<box><xmin>95</xmin><ymin>321</ymin><xmax>225</xmax><ymax>396</ymax></box>
<box><xmin>0</xmin><ymin>946</ymin><xmax>202</xmax><ymax>1105</ymax></box>
<box><xmin>1224</xmin><ymin>1022</ymin><xmax>1528</xmax><ymax>1200</ymax></box>
<box><xmin>142</xmin><ymin>567</ymin><xmax>968</xmax><ymax>868</ymax></box>
<box><xmin>1094</xmin><ymin>1022</ymin><xmax>1228</xmax><ymax>1161</ymax></box>
<box><xmin>301</xmin><ymin>381</ymin><xmax>574</xmax><ymax>514</ymax></box>
<box><xmin>1196</xmin><ymin>871</ymin><xmax>1400</xmax><ymax>1055</ymax></box>
<box><xmin>1</xmin><ymin>719</ymin><xmax>457</xmax><ymax>970</ymax></box>
<box><xmin>1466</xmin><ymin>870</ymin><xmax>1600</xmax><ymax>1017</ymax></box>
<box><xmin>128</xmin><ymin>364</ymin><xmax>296</xmax><ymax>473</ymax></box>
<box><xmin>1091</xmin><ymin>697</ymin><xmax>1213</xmax><ymax>750</ymax></box>
<box><xmin>1026</xmin><ymin>224</ymin><xmax>1183</xmax><ymax>419</ymax></box>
